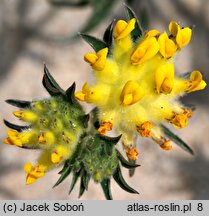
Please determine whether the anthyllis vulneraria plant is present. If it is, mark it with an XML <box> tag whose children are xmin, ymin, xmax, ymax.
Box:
<box><xmin>3</xmin><ymin>6</ymin><xmax>207</xmax><ymax>200</ymax></box>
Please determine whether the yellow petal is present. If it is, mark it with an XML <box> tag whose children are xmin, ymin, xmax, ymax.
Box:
<box><xmin>51</xmin><ymin>145</ymin><xmax>69</xmax><ymax>164</ymax></box>
<box><xmin>169</xmin><ymin>21</ymin><xmax>180</xmax><ymax>36</ymax></box>
<box><xmin>24</xmin><ymin>162</ymin><xmax>33</xmax><ymax>173</ymax></box>
<box><xmin>158</xmin><ymin>32</ymin><xmax>177</xmax><ymax>58</ymax></box>
<box><xmin>187</xmin><ymin>71</ymin><xmax>207</xmax><ymax>93</ymax></box>
<box><xmin>38</xmin><ymin>131</ymin><xmax>55</xmax><ymax>145</ymax></box>
<box><xmin>155</xmin><ymin>63</ymin><xmax>175</xmax><ymax>94</ymax></box>
<box><xmin>176</xmin><ymin>27</ymin><xmax>192</xmax><ymax>48</ymax></box>
<box><xmin>75</xmin><ymin>91</ymin><xmax>85</xmax><ymax>101</ymax></box>
<box><xmin>13</xmin><ymin>110</ymin><xmax>38</xmax><ymax>123</ymax></box>
<box><xmin>93</xmin><ymin>48</ymin><xmax>108</xmax><ymax>71</ymax></box>
<box><xmin>146</xmin><ymin>29</ymin><xmax>160</xmax><ymax>37</ymax></box>
<box><xmin>131</xmin><ymin>37</ymin><xmax>159</xmax><ymax>65</ymax></box>
<box><xmin>7</xmin><ymin>129</ymin><xmax>22</xmax><ymax>147</ymax></box>
<box><xmin>84</xmin><ymin>48</ymin><xmax>108</xmax><ymax>71</ymax></box>
<box><xmin>51</xmin><ymin>152</ymin><xmax>61</xmax><ymax>164</ymax></box>
<box><xmin>26</xmin><ymin>175</ymin><xmax>37</xmax><ymax>185</ymax></box>
<box><xmin>120</xmin><ymin>81</ymin><xmax>144</xmax><ymax>105</ymax></box>
<box><xmin>13</xmin><ymin>111</ymin><xmax>23</xmax><ymax>118</ymax></box>
<box><xmin>114</xmin><ymin>18</ymin><xmax>136</xmax><ymax>40</ymax></box>
<box><xmin>84</xmin><ymin>53</ymin><xmax>98</xmax><ymax>65</ymax></box>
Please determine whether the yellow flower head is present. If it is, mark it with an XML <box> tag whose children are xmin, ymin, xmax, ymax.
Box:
<box><xmin>77</xmin><ymin>12</ymin><xmax>206</xmax><ymax>153</ymax></box>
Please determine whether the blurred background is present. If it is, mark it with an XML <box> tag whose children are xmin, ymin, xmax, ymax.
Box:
<box><xmin>0</xmin><ymin>0</ymin><xmax>209</xmax><ymax>200</ymax></box>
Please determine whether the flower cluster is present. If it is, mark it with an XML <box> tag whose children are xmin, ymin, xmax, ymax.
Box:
<box><xmin>75</xmin><ymin>14</ymin><xmax>206</xmax><ymax>160</ymax></box>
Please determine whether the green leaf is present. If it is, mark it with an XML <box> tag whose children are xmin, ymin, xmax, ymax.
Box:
<box><xmin>80</xmin><ymin>33</ymin><xmax>107</xmax><ymax>52</ymax></box>
<box><xmin>58</xmin><ymin>160</ymin><xmax>70</xmax><ymax>174</ymax></box>
<box><xmin>79</xmin><ymin>170</ymin><xmax>90</xmax><ymax>198</ymax></box>
<box><xmin>99</xmin><ymin>134</ymin><xmax>122</xmax><ymax>156</ymax></box>
<box><xmin>101</xmin><ymin>178</ymin><xmax>112</xmax><ymax>200</ymax></box>
<box><xmin>128</xmin><ymin>159</ymin><xmax>136</xmax><ymax>177</ymax></box>
<box><xmin>103</xmin><ymin>20</ymin><xmax>115</xmax><ymax>47</ymax></box>
<box><xmin>5</xmin><ymin>99</ymin><xmax>31</xmax><ymax>108</ymax></box>
<box><xmin>43</xmin><ymin>64</ymin><xmax>65</xmax><ymax>96</ymax></box>
<box><xmin>117</xmin><ymin>150</ymin><xmax>140</xmax><ymax>169</ymax></box>
<box><xmin>125</xmin><ymin>4</ymin><xmax>143</xmax><ymax>42</ymax></box>
<box><xmin>82</xmin><ymin>170</ymin><xmax>90</xmax><ymax>190</ymax></box>
<box><xmin>53</xmin><ymin>166</ymin><xmax>71</xmax><ymax>188</ymax></box>
<box><xmin>4</xmin><ymin>119</ymin><xmax>30</xmax><ymax>132</ymax></box>
<box><xmin>69</xmin><ymin>170</ymin><xmax>81</xmax><ymax>194</ymax></box>
<box><xmin>99</xmin><ymin>134</ymin><xmax>122</xmax><ymax>146</ymax></box>
<box><xmin>160</xmin><ymin>124</ymin><xmax>194</xmax><ymax>155</ymax></box>
<box><xmin>65</xmin><ymin>82</ymin><xmax>81</xmax><ymax>108</ymax></box>
<box><xmin>113</xmin><ymin>166</ymin><xmax>139</xmax><ymax>194</ymax></box>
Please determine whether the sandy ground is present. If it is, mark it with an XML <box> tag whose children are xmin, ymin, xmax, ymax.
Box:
<box><xmin>0</xmin><ymin>0</ymin><xmax>209</xmax><ymax>200</ymax></box>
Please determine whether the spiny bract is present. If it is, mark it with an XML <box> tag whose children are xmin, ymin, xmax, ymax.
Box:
<box><xmin>75</xmin><ymin>6</ymin><xmax>206</xmax><ymax>160</ymax></box>
<box><xmin>3</xmin><ymin>65</ymin><xmax>140</xmax><ymax>200</ymax></box>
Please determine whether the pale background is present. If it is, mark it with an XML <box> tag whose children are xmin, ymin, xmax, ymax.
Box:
<box><xmin>0</xmin><ymin>0</ymin><xmax>209</xmax><ymax>199</ymax></box>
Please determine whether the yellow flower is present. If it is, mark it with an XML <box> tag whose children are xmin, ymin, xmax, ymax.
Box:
<box><xmin>114</xmin><ymin>18</ymin><xmax>136</xmax><ymax>40</ymax></box>
<box><xmin>131</xmin><ymin>36</ymin><xmax>159</xmax><ymax>65</ymax></box>
<box><xmin>75</xmin><ymin>82</ymin><xmax>99</xmax><ymax>103</ymax></box>
<box><xmin>4</xmin><ymin>129</ymin><xmax>37</xmax><ymax>147</ymax></box>
<box><xmin>24</xmin><ymin>163</ymin><xmax>45</xmax><ymax>185</ymax></box>
<box><xmin>38</xmin><ymin>131</ymin><xmax>55</xmax><ymax>145</ymax></box>
<box><xmin>155</xmin><ymin>63</ymin><xmax>175</xmax><ymax>94</ymax></box>
<box><xmin>84</xmin><ymin>48</ymin><xmax>108</xmax><ymax>71</ymax></box>
<box><xmin>51</xmin><ymin>145</ymin><xmax>69</xmax><ymax>164</ymax></box>
<box><xmin>169</xmin><ymin>21</ymin><xmax>192</xmax><ymax>49</ymax></box>
<box><xmin>13</xmin><ymin>110</ymin><xmax>38</xmax><ymax>123</ymax></box>
<box><xmin>120</xmin><ymin>81</ymin><xmax>144</xmax><ymax>105</ymax></box>
<box><xmin>158</xmin><ymin>32</ymin><xmax>177</xmax><ymax>58</ymax></box>
<box><xmin>186</xmin><ymin>71</ymin><xmax>207</xmax><ymax>93</ymax></box>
